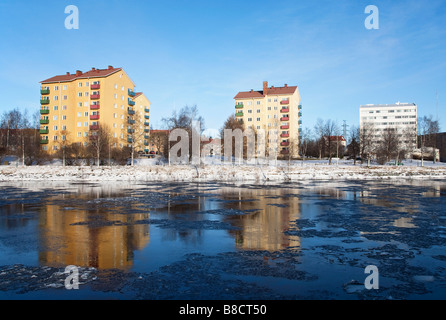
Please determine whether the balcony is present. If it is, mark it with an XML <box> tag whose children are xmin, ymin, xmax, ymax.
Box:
<box><xmin>40</xmin><ymin>129</ymin><xmax>49</xmax><ymax>134</ymax></box>
<box><xmin>40</xmin><ymin>139</ymin><xmax>49</xmax><ymax>145</ymax></box>
<box><xmin>280</xmin><ymin>125</ymin><xmax>289</xmax><ymax>130</ymax></box>
<box><xmin>128</xmin><ymin>99</ymin><xmax>135</xmax><ymax>106</ymax></box>
<box><xmin>281</xmin><ymin>133</ymin><xmax>289</xmax><ymax>138</ymax></box>
<box><xmin>90</xmin><ymin>125</ymin><xmax>99</xmax><ymax>131</ymax></box>
<box><xmin>298</xmin><ymin>120</ymin><xmax>303</xmax><ymax>125</ymax></box>
<box><xmin>280</xmin><ymin>108</ymin><xmax>290</xmax><ymax>113</ymax></box>
<box><xmin>281</xmin><ymin>142</ymin><xmax>290</xmax><ymax>147</ymax></box>
<box><xmin>91</xmin><ymin>83</ymin><xmax>100</xmax><ymax>90</ymax></box>
<box><xmin>91</xmin><ymin>94</ymin><xmax>100</xmax><ymax>100</ymax></box>
<box><xmin>144</xmin><ymin>128</ymin><xmax>150</xmax><ymax>133</ymax></box>
<box><xmin>128</xmin><ymin>119</ymin><xmax>135</xmax><ymax>125</ymax></box>
<box><xmin>127</xmin><ymin>138</ymin><xmax>134</xmax><ymax>143</ymax></box>
<box><xmin>128</xmin><ymin>129</ymin><xmax>135</xmax><ymax>134</ymax></box>
<box><xmin>40</xmin><ymin>119</ymin><xmax>49</xmax><ymax>125</ymax></box>
<box><xmin>280</xmin><ymin>117</ymin><xmax>289</xmax><ymax>121</ymax></box>
<box><xmin>235</xmin><ymin>112</ymin><xmax>243</xmax><ymax>117</ymax></box>
<box><xmin>145</xmin><ymin>115</ymin><xmax>150</xmax><ymax>120</ymax></box>
<box><xmin>298</xmin><ymin>112</ymin><xmax>302</xmax><ymax>117</ymax></box>
<box><xmin>90</xmin><ymin>104</ymin><xmax>100</xmax><ymax>110</ymax></box>
<box><xmin>128</xmin><ymin>109</ymin><xmax>135</xmax><ymax>115</ymax></box>
<box><xmin>40</xmin><ymin>99</ymin><xmax>50</xmax><ymax>105</ymax></box>
<box><xmin>235</xmin><ymin>104</ymin><xmax>244</xmax><ymax>109</ymax></box>
<box><xmin>281</xmin><ymin>149</ymin><xmax>290</xmax><ymax>155</ymax></box>
<box><xmin>128</xmin><ymin>89</ymin><xmax>136</xmax><ymax>97</ymax></box>
<box><xmin>144</xmin><ymin>142</ymin><xmax>149</xmax><ymax>147</ymax></box>
<box><xmin>90</xmin><ymin>114</ymin><xmax>100</xmax><ymax>120</ymax></box>
<box><xmin>144</xmin><ymin>135</ymin><xmax>150</xmax><ymax>139</ymax></box>
<box><xmin>40</xmin><ymin>109</ymin><xmax>49</xmax><ymax>115</ymax></box>
<box><xmin>144</xmin><ymin>121</ymin><xmax>150</xmax><ymax>126</ymax></box>
<box><xmin>41</xmin><ymin>89</ymin><xmax>50</xmax><ymax>95</ymax></box>
<box><xmin>298</xmin><ymin>105</ymin><xmax>303</xmax><ymax>110</ymax></box>
<box><xmin>280</xmin><ymin>100</ymin><xmax>290</xmax><ymax>105</ymax></box>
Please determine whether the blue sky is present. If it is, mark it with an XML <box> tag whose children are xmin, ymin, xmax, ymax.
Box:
<box><xmin>0</xmin><ymin>0</ymin><xmax>445</xmax><ymax>137</ymax></box>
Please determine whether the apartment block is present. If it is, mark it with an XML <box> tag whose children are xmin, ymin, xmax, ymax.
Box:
<box><xmin>234</xmin><ymin>81</ymin><xmax>302</xmax><ymax>157</ymax></box>
<box><xmin>39</xmin><ymin>66</ymin><xmax>151</xmax><ymax>153</ymax></box>
<box><xmin>360</xmin><ymin>102</ymin><xmax>418</xmax><ymax>147</ymax></box>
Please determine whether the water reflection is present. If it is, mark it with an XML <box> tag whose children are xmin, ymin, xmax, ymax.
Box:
<box><xmin>0</xmin><ymin>180</ymin><xmax>445</xmax><ymax>273</ymax></box>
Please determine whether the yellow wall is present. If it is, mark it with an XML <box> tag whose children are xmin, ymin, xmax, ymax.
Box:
<box><xmin>40</xmin><ymin>69</ymin><xmax>151</xmax><ymax>153</ymax></box>
<box><xmin>234</xmin><ymin>87</ymin><xmax>302</xmax><ymax>158</ymax></box>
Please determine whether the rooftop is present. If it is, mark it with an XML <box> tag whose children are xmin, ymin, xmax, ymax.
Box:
<box><xmin>234</xmin><ymin>81</ymin><xmax>298</xmax><ymax>99</ymax></box>
<box><xmin>360</xmin><ymin>102</ymin><xmax>417</xmax><ymax>108</ymax></box>
<box><xmin>41</xmin><ymin>66</ymin><xmax>122</xmax><ymax>84</ymax></box>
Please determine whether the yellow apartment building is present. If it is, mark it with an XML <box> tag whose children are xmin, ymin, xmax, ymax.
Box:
<box><xmin>234</xmin><ymin>81</ymin><xmax>302</xmax><ymax>158</ymax></box>
<box><xmin>39</xmin><ymin>66</ymin><xmax>151</xmax><ymax>153</ymax></box>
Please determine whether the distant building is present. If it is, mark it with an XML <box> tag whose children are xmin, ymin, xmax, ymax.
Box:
<box><xmin>234</xmin><ymin>81</ymin><xmax>302</xmax><ymax>158</ymax></box>
<box><xmin>323</xmin><ymin>136</ymin><xmax>347</xmax><ymax>156</ymax></box>
<box><xmin>39</xmin><ymin>66</ymin><xmax>151</xmax><ymax>153</ymax></box>
<box><xmin>360</xmin><ymin>102</ymin><xmax>418</xmax><ymax>151</ymax></box>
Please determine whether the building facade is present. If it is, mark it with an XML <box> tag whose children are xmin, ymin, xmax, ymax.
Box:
<box><xmin>360</xmin><ymin>102</ymin><xmax>418</xmax><ymax>150</ymax></box>
<box><xmin>39</xmin><ymin>66</ymin><xmax>150</xmax><ymax>153</ymax></box>
<box><xmin>234</xmin><ymin>81</ymin><xmax>302</xmax><ymax>157</ymax></box>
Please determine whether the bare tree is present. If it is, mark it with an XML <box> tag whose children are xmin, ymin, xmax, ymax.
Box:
<box><xmin>360</xmin><ymin>122</ymin><xmax>376</xmax><ymax>166</ymax></box>
<box><xmin>126</xmin><ymin>111</ymin><xmax>147</xmax><ymax>166</ymax></box>
<box><xmin>323</xmin><ymin>119</ymin><xmax>339</xmax><ymax>165</ymax></box>
<box><xmin>347</xmin><ymin>126</ymin><xmax>360</xmax><ymax>165</ymax></box>
<box><xmin>88</xmin><ymin>124</ymin><xmax>112</xmax><ymax>167</ymax></box>
<box><xmin>376</xmin><ymin>127</ymin><xmax>401</xmax><ymax>165</ymax></box>
<box><xmin>314</xmin><ymin>118</ymin><xmax>325</xmax><ymax>160</ymax></box>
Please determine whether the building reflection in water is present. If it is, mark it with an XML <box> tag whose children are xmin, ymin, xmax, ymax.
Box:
<box><xmin>38</xmin><ymin>190</ymin><xmax>150</xmax><ymax>271</ymax></box>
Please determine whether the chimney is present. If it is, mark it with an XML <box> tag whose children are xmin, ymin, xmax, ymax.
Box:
<box><xmin>284</xmin><ymin>84</ymin><xmax>288</xmax><ymax>88</ymax></box>
<box><xmin>76</xmin><ymin>70</ymin><xmax>82</xmax><ymax>76</ymax></box>
<box><xmin>263</xmin><ymin>81</ymin><xmax>268</xmax><ymax>95</ymax></box>
<box><xmin>108</xmin><ymin>65</ymin><xmax>113</xmax><ymax>70</ymax></box>
<box><xmin>92</xmin><ymin>67</ymin><xmax>96</xmax><ymax>71</ymax></box>
<box><xmin>66</xmin><ymin>72</ymin><xmax>70</xmax><ymax>75</ymax></box>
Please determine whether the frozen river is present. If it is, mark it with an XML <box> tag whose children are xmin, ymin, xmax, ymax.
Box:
<box><xmin>0</xmin><ymin>179</ymin><xmax>445</xmax><ymax>300</ymax></box>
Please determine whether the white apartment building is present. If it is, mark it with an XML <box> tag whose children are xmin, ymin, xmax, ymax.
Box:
<box><xmin>360</xmin><ymin>102</ymin><xmax>418</xmax><ymax>148</ymax></box>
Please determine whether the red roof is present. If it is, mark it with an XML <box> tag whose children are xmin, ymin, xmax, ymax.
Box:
<box><xmin>41</xmin><ymin>66</ymin><xmax>122</xmax><ymax>83</ymax></box>
<box><xmin>234</xmin><ymin>83</ymin><xmax>298</xmax><ymax>99</ymax></box>
<box><xmin>325</xmin><ymin>136</ymin><xmax>346</xmax><ymax>142</ymax></box>
<box><xmin>134</xmin><ymin>92</ymin><xmax>143</xmax><ymax>99</ymax></box>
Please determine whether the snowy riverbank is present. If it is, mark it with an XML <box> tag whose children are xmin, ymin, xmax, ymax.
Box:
<box><xmin>1</xmin><ymin>161</ymin><xmax>446</xmax><ymax>182</ymax></box>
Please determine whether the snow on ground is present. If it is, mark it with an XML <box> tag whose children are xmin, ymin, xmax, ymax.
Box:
<box><xmin>0</xmin><ymin>158</ymin><xmax>445</xmax><ymax>182</ymax></box>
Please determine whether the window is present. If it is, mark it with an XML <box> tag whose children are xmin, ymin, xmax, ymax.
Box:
<box><xmin>77</xmin><ymin>122</ymin><xmax>82</xmax><ymax>127</ymax></box>
<box><xmin>256</xmin><ymin>117</ymin><xmax>261</xmax><ymax>121</ymax></box>
<box><xmin>53</xmin><ymin>126</ymin><xmax>58</xmax><ymax>131</ymax></box>
<box><xmin>84</xmin><ymin>132</ymin><xmax>89</xmax><ymax>137</ymax></box>
<box><xmin>53</xmin><ymin>146</ymin><xmax>58</xmax><ymax>151</ymax></box>
<box><xmin>248</xmin><ymin>118</ymin><xmax>252</xmax><ymax>122</ymax></box>
<box><xmin>77</xmin><ymin>132</ymin><xmax>82</xmax><ymax>137</ymax></box>
<box><xmin>114</xmin><ymin>104</ymin><xmax>117</xmax><ymax>109</ymax></box>
<box><xmin>54</xmin><ymin>106</ymin><xmax>58</xmax><ymax>111</ymax></box>
<box><xmin>113</xmin><ymin>113</ymin><xmax>117</xmax><ymax>118</ymax></box>
<box><xmin>63</xmin><ymin>96</ymin><xmax>67</xmax><ymax>100</ymax></box>
<box><xmin>53</xmin><ymin>136</ymin><xmax>58</xmax><ymax>141</ymax></box>
<box><xmin>248</xmin><ymin>110</ymin><xmax>252</xmax><ymax>113</ymax></box>
<box><xmin>84</xmin><ymin>122</ymin><xmax>88</xmax><ymax>127</ymax></box>
<box><xmin>63</xmin><ymin>85</ymin><xmax>67</xmax><ymax>90</ymax></box>
<box><xmin>62</xmin><ymin>125</ymin><xmax>67</xmax><ymax>130</ymax></box>
<box><xmin>257</xmin><ymin>101</ymin><xmax>261</xmax><ymax>105</ymax></box>
<box><xmin>78</xmin><ymin>92</ymin><xmax>83</xmax><ymax>97</ymax></box>
<box><xmin>257</xmin><ymin>109</ymin><xmax>261</xmax><ymax>113</ymax></box>
<box><xmin>54</xmin><ymin>86</ymin><xmax>59</xmax><ymax>91</ymax></box>
<box><xmin>62</xmin><ymin>115</ymin><xmax>67</xmax><ymax>120</ymax></box>
<box><xmin>78</xmin><ymin>102</ymin><xmax>82</xmax><ymax>107</ymax></box>
<box><xmin>78</xmin><ymin>112</ymin><xmax>82</xmax><ymax>117</ymax></box>
<box><xmin>85</xmin><ymin>92</ymin><xmax>89</xmax><ymax>97</ymax></box>
<box><xmin>85</xmin><ymin>82</ymin><xmax>89</xmax><ymax>87</ymax></box>
<box><xmin>54</xmin><ymin>96</ymin><xmax>59</xmax><ymax>101</ymax></box>
<box><xmin>78</xmin><ymin>82</ymin><xmax>82</xmax><ymax>87</ymax></box>
<box><xmin>114</xmin><ymin>94</ymin><xmax>118</xmax><ymax>99</ymax></box>
<box><xmin>84</xmin><ymin>112</ymin><xmax>89</xmax><ymax>117</ymax></box>
<box><xmin>53</xmin><ymin>116</ymin><xmax>58</xmax><ymax>120</ymax></box>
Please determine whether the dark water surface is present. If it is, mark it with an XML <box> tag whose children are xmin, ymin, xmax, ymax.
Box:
<box><xmin>0</xmin><ymin>179</ymin><xmax>445</xmax><ymax>300</ymax></box>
